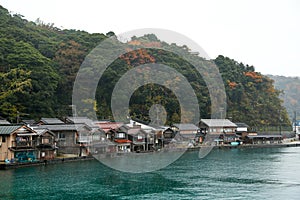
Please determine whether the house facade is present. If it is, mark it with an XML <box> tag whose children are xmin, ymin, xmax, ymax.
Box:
<box><xmin>245</xmin><ymin>133</ymin><xmax>283</xmax><ymax>144</ymax></box>
<box><xmin>0</xmin><ymin>126</ymin><xmax>38</xmax><ymax>162</ymax></box>
<box><xmin>0</xmin><ymin>125</ymin><xmax>58</xmax><ymax>162</ymax></box>
<box><xmin>34</xmin><ymin>129</ymin><xmax>56</xmax><ymax>160</ymax></box>
<box><xmin>113</xmin><ymin>129</ymin><xmax>132</xmax><ymax>153</ymax></box>
<box><xmin>33</xmin><ymin>124</ymin><xmax>92</xmax><ymax>156</ymax></box>
<box><xmin>199</xmin><ymin>119</ymin><xmax>238</xmax><ymax>145</ymax></box>
<box><xmin>172</xmin><ymin>123</ymin><xmax>199</xmax><ymax>142</ymax></box>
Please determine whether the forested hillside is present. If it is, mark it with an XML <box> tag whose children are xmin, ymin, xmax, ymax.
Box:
<box><xmin>0</xmin><ymin>5</ymin><xmax>290</xmax><ymax>127</ymax></box>
<box><xmin>0</xmin><ymin>5</ymin><xmax>107</xmax><ymax>121</ymax></box>
<box><xmin>268</xmin><ymin>75</ymin><xmax>300</xmax><ymax>121</ymax></box>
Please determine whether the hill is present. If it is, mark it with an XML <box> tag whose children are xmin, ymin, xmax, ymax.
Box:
<box><xmin>0</xmin><ymin>5</ymin><xmax>107</xmax><ymax>121</ymax></box>
<box><xmin>0</xmin><ymin>5</ymin><xmax>290</xmax><ymax>127</ymax></box>
<box><xmin>267</xmin><ymin>75</ymin><xmax>300</xmax><ymax>122</ymax></box>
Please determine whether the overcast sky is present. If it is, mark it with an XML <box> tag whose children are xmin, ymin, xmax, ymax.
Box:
<box><xmin>1</xmin><ymin>0</ymin><xmax>300</xmax><ymax>77</ymax></box>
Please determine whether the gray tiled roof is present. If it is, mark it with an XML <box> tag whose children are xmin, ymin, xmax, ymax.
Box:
<box><xmin>173</xmin><ymin>123</ymin><xmax>199</xmax><ymax>130</ymax></box>
<box><xmin>0</xmin><ymin>119</ymin><xmax>11</xmax><ymax>125</ymax></box>
<box><xmin>34</xmin><ymin>124</ymin><xmax>89</xmax><ymax>131</ymax></box>
<box><xmin>200</xmin><ymin>119</ymin><xmax>237</xmax><ymax>127</ymax></box>
<box><xmin>33</xmin><ymin>128</ymin><xmax>55</xmax><ymax>136</ymax></box>
<box><xmin>40</xmin><ymin>118</ymin><xmax>65</xmax><ymax>125</ymax></box>
<box><xmin>65</xmin><ymin>117</ymin><xmax>97</xmax><ymax>128</ymax></box>
<box><xmin>0</xmin><ymin>126</ymin><xmax>21</xmax><ymax>135</ymax></box>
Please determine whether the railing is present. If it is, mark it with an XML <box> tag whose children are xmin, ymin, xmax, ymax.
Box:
<box><xmin>11</xmin><ymin>140</ymin><xmax>36</xmax><ymax>148</ymax></box>
<box><xmin>77</xmin><ymin>136</ymin><xmax>92</xmax><ymax>143</ymax></box>
<box><xmin>36</xmin><ymin>139</ymin><xmax>55</xmax><ymax>149</ymax></box>
<box><xmin>37</xmin><ymin>138</ymin><xmax>54</xmax><ymax>145</ymax></box>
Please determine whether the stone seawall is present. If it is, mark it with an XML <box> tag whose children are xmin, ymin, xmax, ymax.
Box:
<box><xmin>0</xmin><ymin>156</ymin><xmax>95</xmax><ymax>170</ymax></box>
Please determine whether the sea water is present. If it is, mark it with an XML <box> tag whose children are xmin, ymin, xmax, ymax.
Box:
<box><xmin>1</xmin><ymin>147</ymin><xmax>300</xmax><ymax>200</ymax></box>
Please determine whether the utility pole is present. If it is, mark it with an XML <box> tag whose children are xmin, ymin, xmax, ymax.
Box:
<box><xmin>294</xmin><ymin>111</ymin><xmax>297</xmax><ymax>133</ymax></box>
<box><xmin>69</xmin><ymin>105</ymin><xmax>77</xmax><ymax>118</ymax></box>
<box><xmin>278</xmin><ymin>109</ymin><xmax>282</xmax><ymax>135</ymax></box>
<box><xmin>16</xmin><ymin>111</ymin><xmax>29</xmax><ymax>124</ymax></box>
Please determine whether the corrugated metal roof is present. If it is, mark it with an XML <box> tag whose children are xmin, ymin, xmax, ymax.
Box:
<box><xmin>0</xmin><ymin>126</ymin><xmax>21</xmax><ymax>135</ymax></box>
<box><xmin>200</xmin><ymin>119</ymin><xmax>237</xmax><ymax>127</ymax></box>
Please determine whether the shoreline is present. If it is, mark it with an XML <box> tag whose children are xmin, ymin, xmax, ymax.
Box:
<box><xmin>1</xmin><ymin>142</ymin><xmax>300</xmax><ymax>170</ymax></box>
<box><xmin>188</xmin><ymin>141</ymin><xmax>300</xmax><ymax>151</ymax></box>
<box><xmin>0</xmin><ymin>155</ymin><xmax>95</xmax><ymax>170</ymax></box>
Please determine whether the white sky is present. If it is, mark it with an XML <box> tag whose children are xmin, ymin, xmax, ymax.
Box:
<box><xmin>1</xmin><ymin>0</ymin><xmax>300</xmax><ymax>77</ymax></box>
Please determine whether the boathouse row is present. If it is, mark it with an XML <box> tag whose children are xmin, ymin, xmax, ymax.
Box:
<box><xmin>0</xmin><ymin>117</ymin><xmax>295</xmax><ymax>162</ymax></box>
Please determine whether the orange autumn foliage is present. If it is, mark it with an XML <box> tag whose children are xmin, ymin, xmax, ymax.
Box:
<box><xmin>120</xmin><ymin>48</ymin><xmax>156</xmax><ymax>65</ymax></box>
<box><xmin>244</xmin><ymin>71</ymin><xmax>263</xmax><ymax>82</ymax></box>
<box><xmin>228</xmin><ymin>81</ymin><xmax>237</xmax><ymax>89</ymax></box>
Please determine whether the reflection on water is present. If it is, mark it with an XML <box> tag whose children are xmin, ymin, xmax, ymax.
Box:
<box><xmin>0</xmin><ymin>147</ymin><xmax>300</xmax><ymax>200</ymax></box>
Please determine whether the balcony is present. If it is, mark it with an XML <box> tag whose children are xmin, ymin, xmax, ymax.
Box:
<box><xmin>11</xmin><ymin>140</ymin><xmax>36</xmax><ymax>150</ymax></box>
<box><xmin>36</xmin><ymin>138</ymin><xmax>55</xmax><ymax>149</ymax></box>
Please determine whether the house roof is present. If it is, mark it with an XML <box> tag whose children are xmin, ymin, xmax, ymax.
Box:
<box><xmin>33</xmin><ymin>128</ymin><xmax>55</xmax><ymax>136</ymax></box>
<box><xmin>39</xmin><ymin>118</ymin><xmax>65</xmax><ymax>125</ymax></box>
<box><xmin>118</xmin><ymin>125</ymin><xmax>147</xmax><ymax>135</ymax></box>
<box><xmin>0</xmin><ymin>119</ymin><xmax>10</xmax><ymax>125</ymax></box>
<box><xmin>0</xmin><ymin>126</ymin><xmax>22</xmax><ymax>135</ymax></box>
<box><xmin>129</xmin><ymin>119</ymin><xmax>169</xmax><ymax>131</ymax></box>
<box><xmin>128</xmin><ymin>128</ymin><xmax>147</xmax><ymax>135</ymax></box>
<box><xmin>34</xmin><ymin>124</ymin><xmax>90</xmax><ymax>131</ymax></box>
<box><xmin>200</xmin><ymin>119</ymin><xmax>237</xmax><ymax>128</ymax></box>
<box><xmin>247</xmin><ymin>134</ymin><xmax>282</xmax><ymax>138</ymax></box>
<box><xmin>96</xmin><ymin>121</ymin><xmax>124</xmax><ymax>133</ymax></box>
<box><xmin>65</xmin><ymin>116</ymin><xmax>97</xmax><ymax>128</ymax></box>
<box><xmin>114</xmin><ymin>139</ymin><xmax>132</xmax><ymax>143</ymax></box>
<box><xmin>128</xmin><ymin>120</ymin><xmax>155</xmax><ymax>130</ymax></box>
<box><xmin>22</xmin><ymin>119</ymin><xmax>37</xmax><ymax>125</ymax></box>
<box><xmin>179</xmin><ymin>133</ymin><xmax>197</xmax><ymax>139</ymax></box>
<box><xmin>234</xmin><ymin>122</ymin><xmax>249</xmax><ymax>128</ymax></box>
<box><xmin>173</xmin><ymin>123</ymin><xmax>199</xmax><ymax>131</ymax></box>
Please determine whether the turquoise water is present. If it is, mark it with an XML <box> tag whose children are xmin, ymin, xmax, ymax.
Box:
<box><xmin>1</xmin><ymin>147</ymin><xmax>300</xmax><ymax>199</ymax></box>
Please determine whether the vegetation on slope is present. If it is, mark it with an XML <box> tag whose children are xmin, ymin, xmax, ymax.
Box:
<box><xmin>0</xmin><ymin>5</ymin><xmax>290</xmax><ymax>127</ymax></box>
<box><xmin>268</xmin><ymin>75</ymin><xmax>300</xmax><ymax>122</ymax></box>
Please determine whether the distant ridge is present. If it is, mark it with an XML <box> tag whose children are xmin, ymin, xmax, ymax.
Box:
<box><xmin>267</xmin><ymin>74</ymin><xmax>300</xmax><ymax>121</ymax></box>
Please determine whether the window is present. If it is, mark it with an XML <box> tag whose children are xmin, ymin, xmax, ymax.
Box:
<box><xmin>42</xmin><ymin>138</ymin><xmax>50</xmax><ymax>144</ymax></box>
<box><xmin>137</xmin><ymin>135</ymin><xmax>143</xmax><ymax>141</ymax></box>
<box><xmin>116</xmin><ymin>133</ymin><xmax>125</xmax><ymax>139</ymax></box>
<box><xmin>2</xmin><ymin>136</ymin><xmax>6</xmax><ymax>143</ymax></box>
<box><xmin>58</xmin><ymin>133</ymin><xmax>66</xmax><ymax>140</ymax></box>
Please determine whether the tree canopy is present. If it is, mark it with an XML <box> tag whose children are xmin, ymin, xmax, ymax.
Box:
<box><xmin>0</xmin><ymin>5</ymin><xmax>290</xmax><ymax>128</ymax></box>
